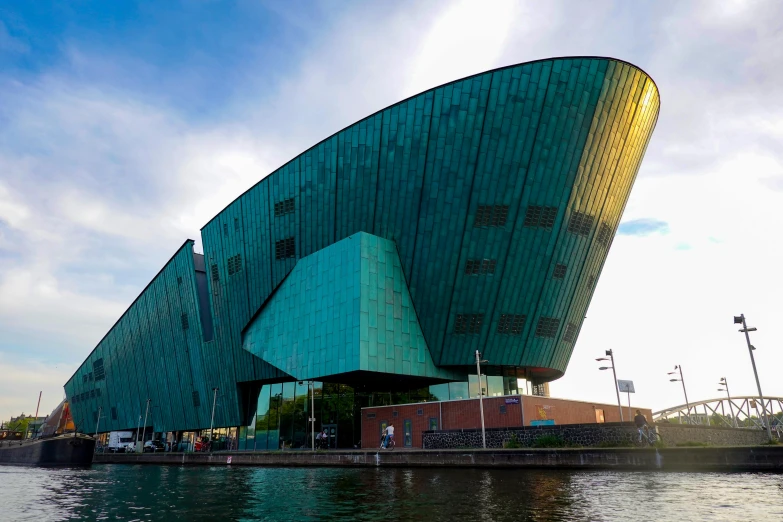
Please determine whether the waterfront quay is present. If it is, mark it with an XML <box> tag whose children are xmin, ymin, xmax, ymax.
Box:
<box><xmin>95</xmin><ymin>445</ymin><xmax>783</xmax><ymax>472</ymax></box>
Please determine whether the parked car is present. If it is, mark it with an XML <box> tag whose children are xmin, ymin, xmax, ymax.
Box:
<box><xmin>143</xmin><ymin>440</ymin><xmax>166</xmax><ymax>452</ymax></box>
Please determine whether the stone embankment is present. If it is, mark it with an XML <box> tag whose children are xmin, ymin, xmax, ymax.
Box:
<box><xmin>95</xmin><ymin>446</ymin><xmax>783</xmax><ymax>471</ymax></box>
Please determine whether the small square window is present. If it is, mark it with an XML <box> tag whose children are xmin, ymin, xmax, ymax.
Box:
<box><xmin>553</xmin><ymin>264</ymin><xmax>567</xmax><ymax>279</ymax></box>
<box><xmin>535</xmin><ymin>317</ymin><xmax>560</xmax><ymax>338</ymax></box>
<box><xmin>499</xmin><ymin>405</ymin><xmax>507</xmax><ymax>414</ymax></box>
<box><xmin>563</xmin><ymin>322</ymin><xmax>578</xmax><ymax>343</ymax></box>
<box><xmin>567</xmin><ymin>211</ymin><xmax>594</xmax><ymax>236</ymax></box>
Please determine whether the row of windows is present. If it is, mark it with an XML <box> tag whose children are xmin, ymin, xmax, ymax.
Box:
<box><xmin>498</xmin><ymin>314</ymin><xmax>526</xmax><ymax>335</ymax></box>
<box><xmin>567</xmin><ymin>211</ymin><xmax>595</xmax><ymax>236</ymax></box>
<box><xmin>275</xmin><ymin>237</ymin><xmax>296</xmax><ymax>259</ymax></box>
<box><xmin>274</xmin><ymin>198</ymin><xmax>295</xmax><ymax>217</ymax></box>
<box><xmin>465</xmin><ymin>258</ymin><xmax>496</xmax><ymax>275</ymax></box>
<box><xmin>524</xmin><ymin>205</ymin><xmax>558</xmax><ymax>229</ymax></box>
<box><xmin>71</xmin><ymin>388</ymin><xmax>101</xmax><ymax>404</ymax></box>
<box><xmin>474</xmin><ymin>205</ymin><xmax>509</xmax><ymax>228</ymax></box>
<box><xmin>82</xmin><ymin>372</ymin><xmax>93</xmax><ymax>383</ymax></box>
<box><xmin>596</xmin><ymin>222</ymin><xmax>613</xmax><ymax>247</ymax></box>
<box><xmin>93</xmin><ymin>359</ymin><xmax>105</xmax><ymax>381</ymax></box>
<box><xmin>227</xmin><ymin>254</ymin><xmax>243</xmax><ymax>276</ymax></box>
<box><xmin>454</xmin><ymin>314</ymin><xmax>576</xmax><ymax>340</ymax></box>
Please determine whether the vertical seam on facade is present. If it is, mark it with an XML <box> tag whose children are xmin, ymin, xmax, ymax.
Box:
<box><xmin>494</xmin><ymin>61</ymin><xmax>555</xmax><ymax>371</ymax></box>
<box><xmin>440</xmin><ymin>74</ymin><xmax>494</xmax><ymax>365</ymax></box>
<box><xmin>408</xmin><ymin>94</ymin><xmax>436</xmax><ymax>292</ymax></box>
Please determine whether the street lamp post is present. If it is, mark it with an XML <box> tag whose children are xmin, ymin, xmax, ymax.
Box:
<box><xmin>668</xmin><ymin>366</ymin><xmax>691</xmax><ymax>424</ymax></box>
<box><xmin>596</xmin><ymin>349</ymin><xmax>623</xmax><ymax>422</ymax></box>
<box><xmin>300</xmin><ymin>380</ymin><xmax>317</xmax><ymax>451</ymax></box>
<box><xmin>734</xmin><ymin>314</ymin><xmax>773</xmax><ymax>440</ymax></box>
<box><xmin>140</xmin><ymin>398</ymin><xmax>151</xmax><ymax>452</ymax></box>
<box><xmin>94</xmin><ymin>406</ymin><xmax>102</xmax><ymax>438</ymax></box>
<box><xmin>209</xmin><ymin>387</ymin><xmax>219</xmax><ymax>452</ymax></box>
<box><xmin>475</xmin><ymin>350</ymin><xmax>488</xmax><ymax>449</ymax></box>
<box><xmin>718</xmin><ymin>377</ymin><xmax>738</xmax><ymax>428</ymax></box>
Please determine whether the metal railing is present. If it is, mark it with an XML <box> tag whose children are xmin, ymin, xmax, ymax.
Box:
<box><xmin>653</xmin><ymin>396</ymin><xmax>783</xmax><ymax>434</ymax></box>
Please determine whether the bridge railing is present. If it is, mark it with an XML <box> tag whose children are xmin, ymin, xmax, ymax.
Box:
<box><xmin>653</xmin><ymin>396</ymin><xmax>783</xmax><ymax>435</ymax></box>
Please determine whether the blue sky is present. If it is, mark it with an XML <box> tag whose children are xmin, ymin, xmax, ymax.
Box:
<box><xmin>2</xmin><ymin>0</ymin><xmax>783</xmax><ymax>421</ymax></box>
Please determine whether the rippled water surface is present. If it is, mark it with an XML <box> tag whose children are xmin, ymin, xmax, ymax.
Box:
<box><xmin>1</xmin><ymin>464</ymin><xmax>782</xmax><ymax>521</ymax></box>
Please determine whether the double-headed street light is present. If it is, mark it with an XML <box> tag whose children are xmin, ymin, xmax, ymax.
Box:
<box><xmin>596</xmin><ymin>349</ymin><xmax>623</xmax><ymax>422</ymax></box>
<box><xmin>734</xmin><ymin>314</ymin><xmax>773</xmax><ymax>440</ymax></box>
<box><xmin>717</xmin><ymin>377</ymin><xmax>737</xmax><ymax>428</ymax></box>
<box><xmin>475</xmin><ymin>350</ymin><xmax>489</xmax><ymax>449</ymax></box>
<box><xmin>668</xmin><ymin>366</ymin><xmax>691</xmax><ymax>424</ymax></box>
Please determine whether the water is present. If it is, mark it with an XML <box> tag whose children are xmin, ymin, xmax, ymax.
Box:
<box><xmin>1</xmin><ymin>464</ymin><xmax>782</xmax><ymax>521</ymax></box>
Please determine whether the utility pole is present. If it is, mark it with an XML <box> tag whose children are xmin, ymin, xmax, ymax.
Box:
<box><xmin>475</xmin><ymin>350</ymin><xmax>487</xmax><ymax>449</ymax></box>
<box><xmin>734</xmin><ymin>314</ymin><xmax>773</xmax><ymax>440</ymax></box>
<box><xmin>140</xmin><ymin>399</ymin><xmax>150</xmax><ymax>452</ymax></box>
<box><xmin>33</xmin><ymin>391</ymin><xmax>42</xmax><ymax>438</ymax></box>
<box><xmin>668</xmin><ymin>366</ymin><xmax>691</xmax><ymax>424</ymax></box>
<box><xmin>209</xmin><ymin>387</ymin><xmax>219</xmax><ymax>451</ymax></box>
<box><xmin>597</xmin><ymin>350</ymin><xmax>623</xmax><ymax>422</ymax></box>
<box><xmin>718</xmin><ymin>377</ymin><xmax>737</xmax><ymax>428</ymax></box>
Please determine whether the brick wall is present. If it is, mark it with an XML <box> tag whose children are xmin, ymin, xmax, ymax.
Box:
<box><xmin>361</xmin><ymin>396</ymin><xmax>653</xmax><ymax>449</ymax></box>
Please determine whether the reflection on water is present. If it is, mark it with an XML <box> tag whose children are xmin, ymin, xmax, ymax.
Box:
<box><xmin>1</xmin><ymin>464</ymin><xmax>782</xmax><ymax>521</ymax></box>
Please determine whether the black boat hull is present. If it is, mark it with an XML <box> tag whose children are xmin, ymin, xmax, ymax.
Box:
<box><xmin>0</xmin><ymin>434</ymin><xmax>96</xmax><ymax>467</ymax></box>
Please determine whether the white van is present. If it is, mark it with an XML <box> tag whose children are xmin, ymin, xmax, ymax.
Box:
<box><xmin>107</xmin><ymin>431</ymin><xmax>135</xmax><ymax>453</ymax></box>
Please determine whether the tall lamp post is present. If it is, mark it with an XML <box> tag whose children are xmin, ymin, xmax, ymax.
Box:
<box><xmin>475</xmin><ymin>350</ymin><xmax>488</xmax><ymax>449</ymax></box>
<box><xmin>734</xmin><ymin>314</ymin><xmax>773</xmax><ymax>440</ymax></box>
<box><xmin>668</xmin><ymin>366</ymin><xmax>691</xmax><ymax>424</ymax></box>
<box><xmin>596</xmin><ymin>349</ymin><xmax>623</xmax><ymax>422</ymax></box>
<box><xmin>299</xmin><ymin>380</ymin><xmax>317</xmax><ymax>451</ymax></box>
<box><xmin>209</xmin><ymin>387</ymin><xmax>219</xmax><ymax>451</ymax></box>
<box><xmin>140</xmin><ymin>398</ymin><xmax>151</xmax><ymax>452</ymax></box>
<box><xmin>717</xmin><ymin>377</ymin><xmax>738</xmax><ymax>428</ymax></box>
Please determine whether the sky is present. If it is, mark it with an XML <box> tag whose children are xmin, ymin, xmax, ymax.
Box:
<box><xmin>1</xmin><ymin>0</ymin><xmax>782</xmax><ymax>422</ymax></box>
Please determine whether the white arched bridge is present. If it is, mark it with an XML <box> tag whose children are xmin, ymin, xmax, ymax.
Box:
<box><xmin>653</xmin><ymin>396</ymin><xmax>783</xmax><ymax>434</ymax></box>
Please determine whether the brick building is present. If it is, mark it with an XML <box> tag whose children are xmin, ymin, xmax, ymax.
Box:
<box><xmin>362</xmin><ymin>395</ymin><xmax>653</xmax><ymax>448</ymax></box>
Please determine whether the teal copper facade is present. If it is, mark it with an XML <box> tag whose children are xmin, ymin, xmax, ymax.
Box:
<box><xmin>65</xmin><ymin>57</ymin><xmax>660</xmax><ymax>433</ymax></box>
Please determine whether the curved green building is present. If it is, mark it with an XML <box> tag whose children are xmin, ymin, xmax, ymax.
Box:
<box><xmin>65</xmin><ymin>57</ymin><xmax>659</xmax><ymax>447</ymax></box>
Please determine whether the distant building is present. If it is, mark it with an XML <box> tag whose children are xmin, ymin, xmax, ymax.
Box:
<box><xmin>65</xmin><ymin>57</ymin><xmax>660</xmax><ymax>448</ymax></box>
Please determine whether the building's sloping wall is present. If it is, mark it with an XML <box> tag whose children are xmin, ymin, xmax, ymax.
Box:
<box><xmin>64</xmin><ymin>241</ymin><xmax>285</xmax><ymax>432</ymax></box>
<box><xmin>242</xmin><ymin>233</ymin><xmax>463</xmax><ymax>382</ymax></box>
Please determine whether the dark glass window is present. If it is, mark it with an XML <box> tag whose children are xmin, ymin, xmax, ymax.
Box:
<box><xmin>429</xmin><ymin>417</ymin><xmax>438</xmax><ymax>431</ymax></box>
<box><xmin>524</xmin><ymin>205</ymin><xmax>558</xmax><ymax>229</ymax></box>
<box><xmin>111</xmin><ymin>407</ymin><xmax>117</xmax><ymax>420</ymax></box>
<box><xmin>587</xmin><ymin>275</ymin><xmax>596</xmax><ymax>288</ymax></box>
<box><xmin>474</xmin><ymin>205</ymin><xmax>509</xmax><ymax>228</ymax></box>
<box><xmin>274</xmin><ymin>198</ymin><xmax>296</xmax><ymax>217</ymax></box>
<box><xmin>192</xmin><ymin>391</ymin><xmax>200</xmax><ymax>408</ymax></box>
<box><xmin>93</xmin><ymin>359</ymin><xmax>105</xmax><ymax>380</ymax></box>
<box><xmin>275</xmin><ymin>237</ymin><xmax>296</xmax><ymax>259</ymax></box>
<box><xmin>553</xmin><ymin>264</ymin><xmax>567</xmax><ymax>279</ymax></box>
<box><xmin>223</xmin><ymin>223</ymin><xmax>228</xmax><ymax>236</ymax></box>
<box><xmin>455</xmin><ymin>314</ymin><xmax>483</xmax><ymax>334</ymax></box>
<box><xmin>234</xmin><ymin>217</ymin><xmax>240</xmax><ymax>231</ymax></box>
<box><xmin>499</xmin><ymin>405</ymin><xmax>507</xmax><ymax>414</ymax></box>
<box><xmin>181</xmin><ymin>313</ymin><xmax>189</xmax><ymax>330</ymax></box>
<box><xmin>465</xmin><ymin>259</ymin><xmax>496</xmax><ymax>275</ymax></box>
<box><xmin>404</xmin><ymin>419</ymin><xmax>412</xmax><ymax>447</ymax></box>
<box><xmin>210</xmin><ymin>264</ymin><xmax>220</xmax><ymax>282</ymax></box>
<box><xmin>227</xmin><ymin>254</ymin><xmax>243</xmax><ymax>276</ymax></box>
<box><xmin>498</xmin><ymin>314</ymin><xmax>526</xmax><ymax>335</ymax></box>
<box><xmin>567</xmin><ymin>211</ymin><xmax>594</xmax><ymax>236</ymax></box>
<box><xmin>535</xmin><ymin>317</ymin><xmax>561</xmax><ymax>338</ymax></box>
<box><xmin>563</xmin><ymin>322</ymin><xmax>578</xmax><ymax>343</ymax></box>
<box><xmin>597</xmin><ymin>222</ymin><xmax>613</xmax><ymax>247</ymax></box>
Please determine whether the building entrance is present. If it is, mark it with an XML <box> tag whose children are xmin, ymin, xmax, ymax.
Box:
<box><xmin>322</xmin><ymin>424</ymin><xmax>338</xmax><ymax>449</ymax></box>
